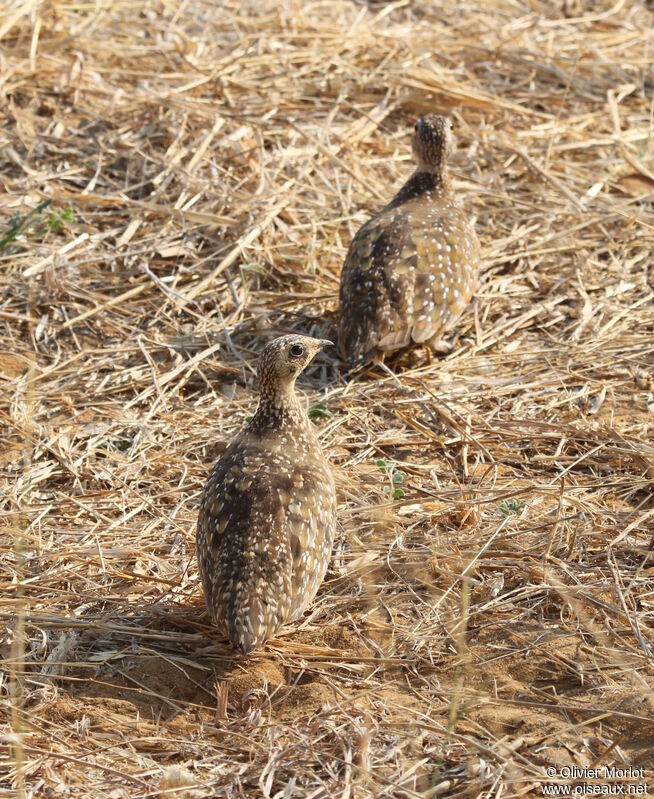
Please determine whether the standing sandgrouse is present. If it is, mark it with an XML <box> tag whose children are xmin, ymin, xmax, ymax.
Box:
<box><xmin>196</xmin><ymin>334</ymin><xmax>336</xmax><ymax>655</ymax></box>
<box><xmin>338</xmin><ymin>114</ymin><xmax>481</xmax><ymax>365</ymax></box>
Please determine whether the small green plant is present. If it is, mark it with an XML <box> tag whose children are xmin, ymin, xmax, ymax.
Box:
<box><xmin>376</xmin><ymin>458</ymin><xmax>406</xmax><ymax>499</ymax></box>
<box><xmin>47</xmin><ymin>203</ymin><xmax>74</xmax><ymax>233</ymax></box>
<box><xmin>239</xmin><ymin>261</ymin><xmax>267</xmax><ymax>289</ymax></box>
<box><xmin>499</xmin><ymin>498</ymin><xmax>525</xmax><ymax>516</ymax></box>
<box><xmin>308</xmin><ymin>401</ymin><xmax>332</xmax><ymax>419</ymax></box>
<box><xmin>245</xmin><ymin>414</ymin><xmax>254</xmax><ymax>423</ymax></box>
<box><xmin>0</xmin><ymin>199</ymin><xmax>53</xmax><ymax>252</ymax></box>
<box><xmin>239</xmin><ymin>262</ymin><xmax>266</xmax><ymax>275</ymax></box>
<box><xmin>0</xmin><ymin>199</ymin><xmax>74</xmax><ymax>253</ymax></box>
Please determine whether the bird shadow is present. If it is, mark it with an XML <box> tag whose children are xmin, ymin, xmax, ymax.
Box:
<box><xmin>42</xmin><ymin>598</ymin><xmax>242</xmax><ymax>723</ymax></box>
<box><xmin>44</xmin><ymin>596</ymin><xmax>353</xmax><ymax>724</ymax></box>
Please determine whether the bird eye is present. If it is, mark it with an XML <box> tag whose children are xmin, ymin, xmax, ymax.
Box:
<box><xmin>290</xmin><ymin>344</ymin><xmax>305</xmax><ymax>357</ymax></box>
<box><xmin>450</xmin><ymin>121</ymin><xmax>454</xmax><ymax>130</ymax></box>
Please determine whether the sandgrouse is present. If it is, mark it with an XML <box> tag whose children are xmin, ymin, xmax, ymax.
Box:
<box><xmin>196</xmin><ymin>335</ymin><xmax>336</xmax><ymax>655</ymax></box>
<box><xmin>338</xmin><ymin>114</ymin><xmax>481</xmax><ymax>365</ymax></box>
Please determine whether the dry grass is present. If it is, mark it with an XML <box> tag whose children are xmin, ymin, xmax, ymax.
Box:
<box><xmin>1</xmin><ymin>0</ymin><xmax>654</xmax><ymax>797</ymax></box>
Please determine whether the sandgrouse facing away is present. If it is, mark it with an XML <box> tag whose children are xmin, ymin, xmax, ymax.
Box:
<box><xmin>338</xmin><ymin>114</ymin><xmax>481</xmax><ymax>366</ymax></box>
<box><xmin>196</xmin><ymin>335</ymin><xmax>336</xmax><ymax>655</ymax></box>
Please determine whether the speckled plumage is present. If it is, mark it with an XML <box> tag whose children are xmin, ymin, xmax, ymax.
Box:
<box><xmin>338</xmin><ymin>114</ymin><xmax>481</xmax><ymax>365</ymax></box>
<box><xmin>196</xmin><ymin>335</ymin><xmax>336</xmax><ymax>655</ymax></box>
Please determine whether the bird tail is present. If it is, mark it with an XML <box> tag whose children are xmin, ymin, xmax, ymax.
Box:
<box><xmin>222</xmin><ymin>590</ymin><xmax>287</xmax><ymax>656</ymax></box>
<box><xmin>229</xmin><ymin>620</ymin><xmax>262</xmax><ymax>656</ymax></box>
<box><xmin>337</xmin><ymin>319</ymin><xmax>369</xmax><ymax>366</ymax></box>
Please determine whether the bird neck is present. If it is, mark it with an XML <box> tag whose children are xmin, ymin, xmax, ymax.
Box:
<box><xmin>252</xmin><ymin>380</ymin><xmax>309</xmax><ymax>431</ymax></box>
<box><xmin>390</xmin><ymin>168</ymin><xmax>450</xmax><ymax>207</ymax></box>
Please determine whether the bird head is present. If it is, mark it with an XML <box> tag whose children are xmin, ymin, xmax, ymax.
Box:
<box><xmin>258</xmin><ymin>334</ymin><xmax>333</xmax><ymax>390</ymax></box>
<box><xmin>411</xmin><ymin>114</ymin><xmax>454</xmax><ymax>173</ymax></box>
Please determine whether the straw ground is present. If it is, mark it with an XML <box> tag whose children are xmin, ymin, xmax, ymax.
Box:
<box><xmin>1</xmin><ymin>1</ymin><xmax>653</xmax><ymax>797</ymax></box>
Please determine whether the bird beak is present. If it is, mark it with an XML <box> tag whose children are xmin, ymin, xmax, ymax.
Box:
<box><xmin>319</xmin><ymin>339</ymin><xmax>334</xmax><ymax>349</ymax></box>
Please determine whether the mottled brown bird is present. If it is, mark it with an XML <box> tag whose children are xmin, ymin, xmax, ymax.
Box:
<box><xmin>338</xmin><ymin>114</ymin><xmax>481</xmax><ymax>366</ymax></box>
<box><xmin>196</xmin><ymin>335</ymin><xmax>336</xmax><ymax>655</ymax></box>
